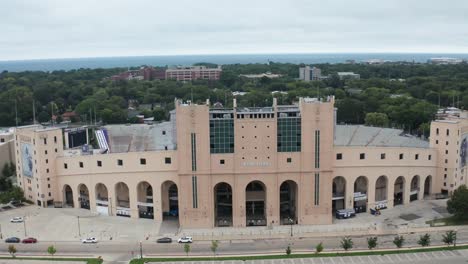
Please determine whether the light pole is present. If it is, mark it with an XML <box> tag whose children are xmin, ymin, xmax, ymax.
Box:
<box><xmin>0</xmin><ymin>223</ymin><xmax>2</xmax><ymax>239</ymax></box>
<box><xmin>289</xmin><ymin>217</ymin><xmax>293</xmax><ymax>237</ymax></box>
<box><xmin>77</xmin><ymin>216</ymin><xmax>81</xmax><ymax>237</ymax></box>
<box><xmin>139</xmin><ymin>241</ymin><xmax>143</xmax><ymax>259</ymax></box>
<box><xmin>23</xmin><ymin>217</ymin><xmax>27</xmax><ymax>237</ymax></box>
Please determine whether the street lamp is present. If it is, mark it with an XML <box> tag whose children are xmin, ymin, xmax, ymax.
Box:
<box><xmin>288</xmin><ymin>217</ymin><xmax>294</xmax><ymax>237</ymax></box>
<box><xmin>23</xmin><ymin>216</ymin><xmax>27</xmax><ymax>237</ymax></box>
<box><xmin>139</xmin><ymin>241</ymin><xmax>143</xmax><ymax>259</ymax></box>
<box><xmin>77</xmin><ymin>216</ymin><xmax>81</xmax><ymax>237</ymax></box>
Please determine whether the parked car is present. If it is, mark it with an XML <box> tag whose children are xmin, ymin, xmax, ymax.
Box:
<box><xmin>10</xmin><ymin>217</ymin><xmax>24</xmax><ymax>223</ymax></box>
<box><xmin>335</xmin><ymin>209</ymin><xmax>356</xmax><ymax>219</ymax></box>
<box><xmin>177</xmin><ymin>236</ymin><xmax>193</xmax><ymax>243</ymax></box>
<box><xmin>157</xmin><ymin>237</ymin><xmax>173</xmax><ymax>243</ymax></box>
<box><xmin>82</xmin><ymin>237</ymin><xmax>98</xmax><ymax>244</ymax></box>
<box><xmin>22</xmin><ymin>237</ymin><xmax>37</xmax><ymax>244</ymax></box>
<box><xmin>5</xmin><ymin>237</ymin><xmax>20</xmax><ymax>243</ymax></box>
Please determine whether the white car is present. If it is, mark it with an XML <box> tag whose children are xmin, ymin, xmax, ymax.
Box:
<box><xmin>81</xmin><ymin>237</ymin><xmax>98</xmax><ymax>244</ymax></box>
<box><xmin>177</xmin><ymin>236</ymin><xmax>193</xmax><ymax>243</ymax></box>
<box><xmin>10</xmin><ymin>217</ymin><xmax>24</xmax><ymax>223</ymax></box>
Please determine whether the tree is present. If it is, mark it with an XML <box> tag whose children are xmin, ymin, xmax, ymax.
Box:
<box><xmin>152</xmin><ymin>108</ymin><xmax>167</xmax><ymax>121</ymax></box>
<box><xmin>447</xmin><ymin>185</ymin><xmax>468</xmax><ymax>220</ymax></box>
<box><xmin>210</xmin><ymin>240</ymin><xmax>219</xmax><ymax>257</ymax></box>
<box><xmin>393</xmin><ymin>235</ymin><xmax>405</xmax><ymax>248</ymax></box>
<box><xmin>37</xmin><ymin>111</ymin><xmax>50</xmax><ymax>123</ymax></box>
<box><xmin>442</xmin><ymin>230</ymin><xmax>457</xmax><ymax>246</ymax></box>
<box><xmin>8</xmin><ymin>245</ymin><xmax>16</xmax><ymax>258</ymax></box>
<box><xmin>418</xmin><ymin>233</ymin><xmax>431</xmax><ymax>247</ymax></box>
<box><xmin>47</xmin><ymin>245</ymin><xmax>57</xmax><ymax>256</ymax></box>
<box><xmin>364</xmin><ymin>112</ymin><xmax>389</xmax><ymax>127</ymax></box>
<box><xmin>367</xmin><ymin>236</ymin><xmax>378</xmax><ymax>250</ymax></box>
<box><xmin>285</xmin><ymin>245</ymin><xmax>291</xmax><ymax>255</ymax></box>
<box><xmin>183</xmin><ymin>243</ymin><xmax>190</xmax><ymax>257</ymax></box>
<box><xmin>340</xmin><ymin>237</ymin><xmax>353</xmax><ymax>251</ymax></box>
<box><xmin>315</xmin><ymin>242</ymin><xmax>324</xmax><ymax>254</ymax></box>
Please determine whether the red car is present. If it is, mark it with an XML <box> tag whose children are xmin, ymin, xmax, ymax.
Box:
<box><xmin>22</xmin><ymin>237</ymin><xmax>37</xmax><ymax>244</ymax></box>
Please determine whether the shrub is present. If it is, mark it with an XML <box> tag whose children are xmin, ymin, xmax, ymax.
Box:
<box><xmin>418</xmin><ymin>233</ymin><xmax>431</xmax><ymax>247</ymax></box>
<box><xmin>367</xmin><ymin>236</ymin><xmax>378</xmax><ymax>249</ymax></box>
<box><xmin>315</xmin><ymin>242</ymin><xmax>324</xmax><ymax>254</ymax></box>
<box><xmin>340</xmin><ymin>237</ymin><xmax>353</xmax><ymax>251</ymax></box>
<box><xmin>393</xmin><ymin>235</ymin><xmax>405</xmax><ymax>248</ymax></box>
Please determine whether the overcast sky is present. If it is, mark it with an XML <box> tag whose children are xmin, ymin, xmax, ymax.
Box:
<box><xmin>1</xmin><ymin>0</ymin><xmax>468</xmax><ymax>61</ymax></box>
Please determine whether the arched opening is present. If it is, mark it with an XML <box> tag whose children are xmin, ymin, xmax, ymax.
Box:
<box><xmin>137</xmin><ymin>181</ymin><xmax>153</xmax><ymax>219</ymax></box>
<box><xmin>280</xmin><ymin>180</ymin><xmax>298</xmax><ymax>225</ymax></box>
<box><xmin>161</xmin><ymin>181</ymin><xmax>179</xmax><ymax>222</ymax></box>
<box><xmin>424</xmin><ymin>176</ymin><xmax>432</xmax><ymax>197</ymax></box>
<box><xmin>115</xmin><ymin>182</ymin><xmax>130</xmax><ymax>217</ymax></box>
<box><xmin>410</xmin><ymin>175</ymin><xmax>420</xmax><ymax>202</ymax></box>
<box><xmin>63</xmin><ymin>185</ymin><xmax>74</xmax><ymax>207</ymax></box>
<box><xmin>95</xmin><ymin>183</ymin><xmax>109</xmax><ymax>215</ymax></box>
<box><xmin>245</xmin><ymin>181</ymin><xmax>267</xmax><ymax>226</ymax></box>
<box><xmin>353</xmin><ymin>176</ymin><xmax>368</xmax><ymax>213</ymax></box>
<box><xmin>394</xmin><ymin>176</ymin><xmax>405</xmax><ymax>206</ymax></box>
<box><xmin>375</xmin><ymin>176</ymin><xmax>388</xmax><ymax>209</ymax></box>
<box><xmin>214</xmin><ymin>182</ymin><xmax>233</xmax><ymax>227</ymax></box>
<box><xmin>332</xmin><ymin>176</ymin><xmax>346</xmax><ymax>212</ymax></box>
<box><xmin>78</xmin><ymin>184</ymin><xmax>90</xmax><ymax>210</ymax></box>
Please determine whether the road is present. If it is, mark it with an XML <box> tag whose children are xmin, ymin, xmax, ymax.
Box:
<box><xmin>2</xmin><ymin>229</ymin><xmax>468</xmax><ymax>263</ymax></box>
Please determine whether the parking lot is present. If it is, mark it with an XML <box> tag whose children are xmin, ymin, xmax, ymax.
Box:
<box><xmin>0</xmin><ymin>199</ymin><xmax>451</xmax><ymax>243</ymax></box>
<box><xmin>0</xmin><ymin>206</ymin><xmax>160</xmax><ymax>242</ymax></box>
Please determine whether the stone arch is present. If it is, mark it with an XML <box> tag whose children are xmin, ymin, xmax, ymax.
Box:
<box><xmin>394</xmin><ymin>176</ymin><xmax>405</xmax><ymax>206</ymax></box>
<box><xmin>95</xmin><ymin>183</ymin><xmax>109</xmax><ymax>215</ymax></box>
<box><xmin>332</xmin><ymin>176</ymin><xmax>346</xmax><ymax>211</ymax></box>
<box><xmin>63</xmin><ymin>184</ymin><xmax>74</xmax><ymax>207</ymax></box>
<box><xmin>245</xmin><ymin>180</ymin><xmax>267</xmax><ymax>226</ymax></box>
<box><xmin>279</xmin><ymin>180</ymin><xmax>298</xmax><ymax>225</ymax></box>
<box><xmin>424</xmin><ymin>175</ymin><xmax>432</xmax><ymax>197</ymax></box>
<box><xmin>214</xmin><ymin>182</ymin><xmax>233</xmax><ymax>227</ymax></box>
<box><xmin>410</xmin><ymin>175</ymin><xmax>420</xmax><ymax>202</ymax></box>
<box><xmin>353</xmin><ymin>176</ymin><xmax>368</xmax><ymax>213</ymax></box>
<box><xmin>77</xmin><ymin>184</ymin><xmax>90</xmax><ymax>209</ymax></box>
<box><xmin>115</xmin><ymin>182</ymin><xmax>130</xmax><ymax>217</ymax></box>
<box><xmin>161</xmin><ymin>181</ymin><xmax>179</xmax><ymax>222</ymax></box>
<box><xmin>137</xmin><ymin>181</ymin><xmax>153</xmax><ymax>219</ymax></box>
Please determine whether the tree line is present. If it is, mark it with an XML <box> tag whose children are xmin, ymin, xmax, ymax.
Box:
<box><xmin>1</xmin><ymin>62</ymin><xmax>468</xmax><ymax>136</ymax></box>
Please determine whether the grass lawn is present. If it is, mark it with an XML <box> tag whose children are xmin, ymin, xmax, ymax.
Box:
<box><xmin>129</xmin><ymin>245</ymin><xmax>468</xmax><ymax>263</ymax></box>
<box><xmin>0</xmin><ymin>257</ymin><xmax>102</xmax><ymax>264</ymax></box>
<box><xmin>426</xmin><ymin>216</ymin><xmax>468</xmax><ymax>226</ymax></box>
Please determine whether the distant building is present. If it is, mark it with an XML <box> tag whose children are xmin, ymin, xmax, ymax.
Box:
<box><xmin>240</xmin><ymin>72</ymin><xmax>282</xmax><ymax>79</ymax></box>
<box><xmin>165</xmin><ymin>65</ymin><xmax>222</xmax><ymax>81</ymax></box>
<box><xmin>428</xmin><ymin>57</ymin><xmax>463</xmax><ymax>65</ymax></box>
<box><xmin>299</xmin><ymin>66</ymin><xmax>322</xmax><ymax>81</ymax></box>
<box><xmin>232</xmin><ymin>91</ymin><xmax>248</xmax><ymax>96</ymax></box>
<box><xmin>337</xmin><ymin>72</ymin><xmax>360</xmax><ymax>80</ymax></box>
<box><xmin>365</xmin><ymin>59</ymin><xmax>385</xmax><ymax>65</ymax></box>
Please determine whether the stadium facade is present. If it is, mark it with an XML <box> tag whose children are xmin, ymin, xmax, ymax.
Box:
<box><xmin>13</xmin><ymin>97</ymin><xmax>466</xmax><ymax>228</ymax></box>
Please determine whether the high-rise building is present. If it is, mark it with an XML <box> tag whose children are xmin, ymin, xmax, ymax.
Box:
<box><xmin>299</xmin><ymin>66</ymin><xmax>322</xmax><ymax>81</ymax></box>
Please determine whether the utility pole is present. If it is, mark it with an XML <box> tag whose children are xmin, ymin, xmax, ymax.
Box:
<box><xmin>32</xmin><ymin>100</ymin><xmax>36</xmax><ymax>124</ymax></box>
<box><xmin>77</xmin><ymin>216</ymin><xmax>81</xmax><ymax>237</ymax></box>
<box><xmin>23</xmin><ymin>217</ymin><xmax>27</xmax><ymax>236</ymax></box>
<box><xmin>0</xmin><ymin>223</ymin><xmax>2</xmax><ymax>239</ymax></box>
<box><xmin>139</xmin><ymin>241</ymin><xmax>143</xmax><ymax>259</ymax></box>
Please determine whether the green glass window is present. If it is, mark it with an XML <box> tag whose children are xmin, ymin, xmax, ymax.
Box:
<box><xmin>277</xmin><ymin>117</ymin><xmax>301</xmax><ymax>152</ymax></box>
<box><xmin>210</xmin><ymin>119</ymin><xmax>234</xmax><ymax>153</ymax></box>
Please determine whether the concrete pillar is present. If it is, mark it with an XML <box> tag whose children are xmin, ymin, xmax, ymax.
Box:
<box><xmin>404</xmin><ymin>177</ymin><xmax>411</xmax><ymax>205</ymax></box>
<box><xmin>89</xmin><ymin>184</ymin><xmax>97</xmax><ymax>212</ymax></box>
<box><xmin>129</xmin><ymin>184</ymin><xmax>139</xmax><ymax>219</ymax></box>
<box><xmin>268</xmin><ymin>183</ymin><xmax>279</xmax><ymax>226</ymax></box>
<box><xmin>345</xmin><ymin>177</ymin><xmax>354</xmax><ymax>209</ymax></box>
<box><xmin>418</xmin><ymin>177</ymin><xmax>425</xmax><ymax>200</ymax></box>
<box><xmin>367</xmin><ymin>179</ymin><xmax>376</xmax><ymax>212</ymax></box>
<box><xmin>73</xmin><ymin>185</ymin><xmax>80</xmax><ymax>209</ymax></box>
<box><xmin>108</xmin><ymin>184</ymin><xmax>116</xmax><ymax>216</ymax></box>
<box><xmin>233</xmin><ymin>182</ymin><xmax>245</xmax><ymax>227</ymax></box>
<box><xmin>387</xmin><ymin>178</ymin><xmax>395</xmax><ymax>209</ymax></box>
<box><xmin>153</xmin><ymin>181</ymin><xmax>162</xmax><ymax>222</ymax></box>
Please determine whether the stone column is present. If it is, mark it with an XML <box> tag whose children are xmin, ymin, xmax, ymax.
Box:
<box><xmin>387</xmin><ymin>179</ymin><xmax>395</xmax><ymax>209</ymax></box>
<box><xmin>345</xmin><ymin>177</ymin><xmax>354</xmax><ymax>209</ymax></box>
<box><xmin>129</xmin><ymin>184</ymin><xmax>139</xmax><ymax>219</ymax></box>
<box><xmin>367</xmin><ymin>179</ymin><xmax>376</xmax><ymax>212</ymax></box>
<box><xmin>404</xmin><ymin>177</ymin><xmax>411</xmax><ymax>205</ymax></box>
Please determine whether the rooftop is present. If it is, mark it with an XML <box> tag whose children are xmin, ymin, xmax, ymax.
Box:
<box><xmin>334</xmin><ymin>125</ymin><xmax>429</xmax><ymax>148</ymax></box>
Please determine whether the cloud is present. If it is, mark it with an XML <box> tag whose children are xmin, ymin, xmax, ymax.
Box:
<box><xmin>0</xmin><ymin>0</ymin><xmax>467</xmax><ymax>60</ymax></box>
